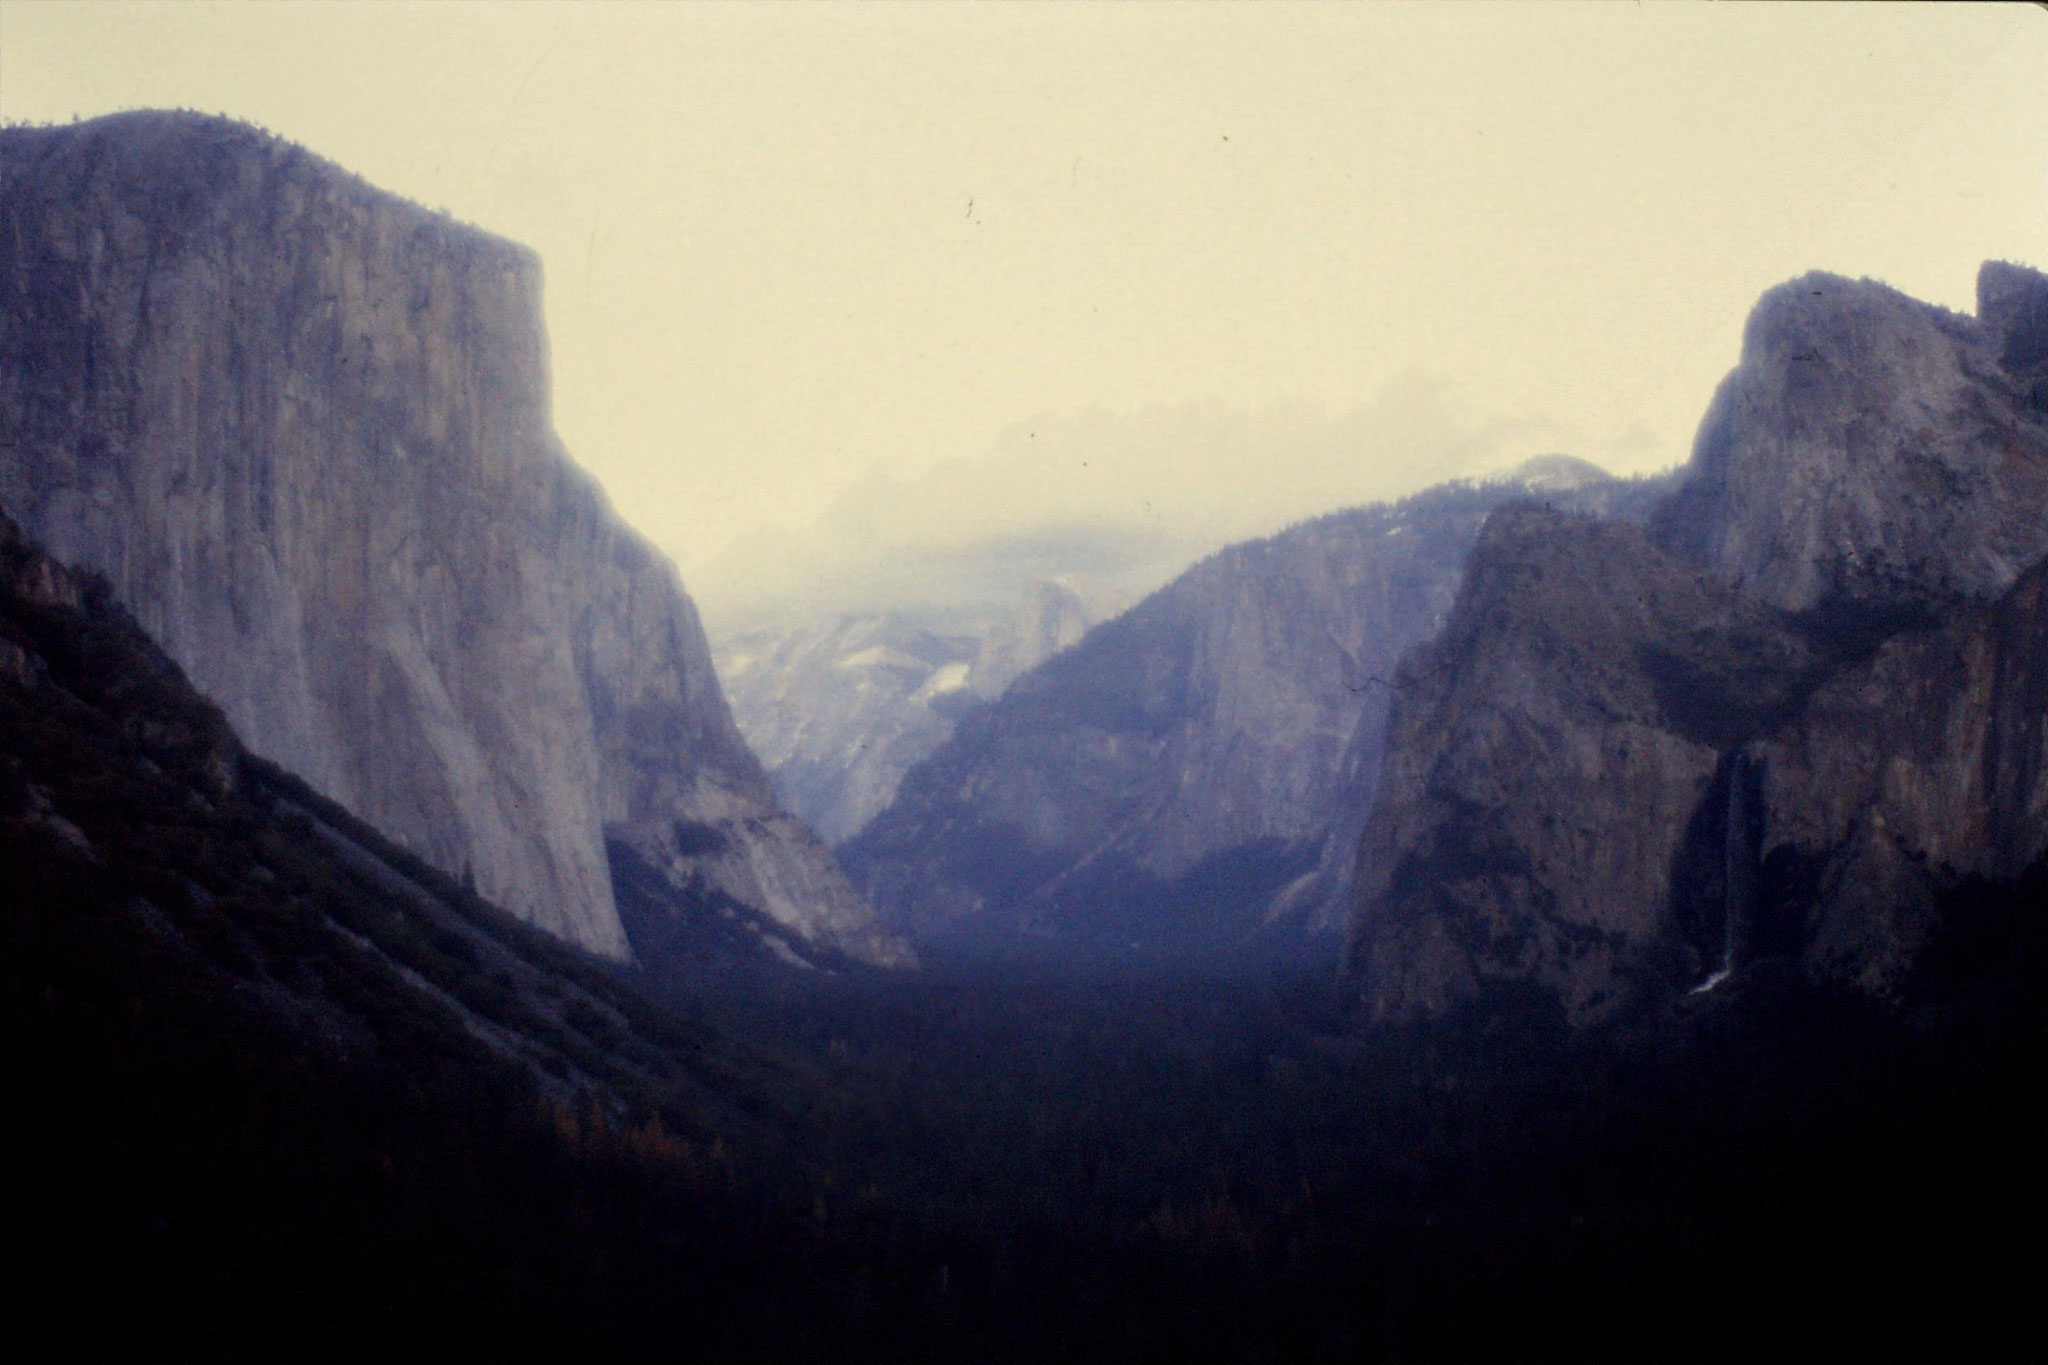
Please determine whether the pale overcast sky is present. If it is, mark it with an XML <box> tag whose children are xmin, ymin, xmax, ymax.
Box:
<box><xmin>2</xmin><ymin>2</ymin><xmax>2042</xmax><ymax>621</ymax></box>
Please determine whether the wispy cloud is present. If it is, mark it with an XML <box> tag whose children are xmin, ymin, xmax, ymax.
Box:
<box><xmin>690</xmin><ymin>378</ymin><xmax>1557</xmax><ymax>630</ymax></box>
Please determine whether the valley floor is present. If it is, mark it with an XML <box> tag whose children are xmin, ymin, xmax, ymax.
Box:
<box><xmin>15</xmin><ymin>873</ymin><xmax>2041</xmax><ymax>1363</ymax></box>
<box><xmin>689</xmin><ymin>946</ymin><xmax>2045</xmax><ymax>1363</ymax></box>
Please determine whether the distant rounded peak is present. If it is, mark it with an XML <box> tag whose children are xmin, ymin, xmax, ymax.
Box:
<box><xmin>1052</xmin><ymin>572</ymin><xmax>1133</xmax><ymax>623</ymax></box>
<box><xmin>1020</xmin><ymin>573</ymin><xmax>1126</xmax><ymax>625</ymax></box>
<box><xmin>1018</xmin><ymin>576</ymin><xmax>1084</xmax><ymax>606</ymax></box>
<box><xmin>1488</xmin><ymin>453</ymin><xmax>1614</xmax><ymax>493</ymax></box>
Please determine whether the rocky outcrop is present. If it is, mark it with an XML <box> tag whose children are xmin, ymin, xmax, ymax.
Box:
<box><xmin>846</xmin><ymin>463</ymin><xmax>1663</xmax><ymax>963</ymax></box>
<box><xmin>0</xmin><ymin>111</ymin><xmax>905</xmax><ymax>966</ymax></box>
<box><xmin>1653</xmin><ymin>268</ymin><xmax>2048</xmax><ymax>613</ymax></box>
<box><xmin>1350</xmin><ymin>264</ymin><xmax>2048</xmax><ymax>1024</ymax></box>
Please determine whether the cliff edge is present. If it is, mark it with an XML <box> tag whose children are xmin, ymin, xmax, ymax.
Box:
<box><xmin>0</xmin><ymin>111</ymin><xmax>905</xmax><ymax>966</ymax></box>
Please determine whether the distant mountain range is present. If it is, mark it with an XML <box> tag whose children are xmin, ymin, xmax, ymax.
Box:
<box><xmin>714</xmin><ymin>577</ymin><xmax>1121</xmax><ymax>846</ymax></box>
<box><xmin>831</xmin><ymin>259</ymin><xmax>2048</xmax><ymax>1014</ymax></box>
<box><xmin>843</xmin><ymin>457</ymin><xmax>1667</xmax><ymax>967</ymax></box>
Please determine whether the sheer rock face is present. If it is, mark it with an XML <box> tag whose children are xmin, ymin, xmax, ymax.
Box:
<box><xmin>1653</xmin><ymin>268</ymin><xmax>2048</xmax><ymax>614</ymax></box>
<box><xmin>846</xmin><ymin>468</ymin><xmax>1661</xmax><ymax>962</ymax></box>
<box><xmin>1347</xmin><ymin>507</ymin><xmax>1822</xmax><ymax>1023</ymax></box>
<box><xmin>1351</xmin><ymin>264</ymin><xmax>2048</xmax><ymax>1024</ymax></box>
<box><xmin>1742</xmin><ymin>559</ymin><xmax>2048</xmax><ymax>991</ymax></box>
<box><xmin>0</xmin><ymin>111</ymin><xmax>905</xmax><ymax>966</ymax></box>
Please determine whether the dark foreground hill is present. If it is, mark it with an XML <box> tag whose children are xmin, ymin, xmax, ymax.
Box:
<box><xmin>0</xmin><ymin>505</ymin><xmax>839</xmax><ymax>1357</ymax></box>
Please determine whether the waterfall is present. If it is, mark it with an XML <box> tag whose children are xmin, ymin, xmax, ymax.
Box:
<box><xmin>1694</xmin><ymin>747</ymin><xmax>1759</xmax><ymax>994</ymax></box>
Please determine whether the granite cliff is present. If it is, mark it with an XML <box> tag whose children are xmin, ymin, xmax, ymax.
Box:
<box><xmin>1655</xmin><ymin>263</ymin><xmax>2048</xmax><ymax>614</ymax></box>
<box><xmin>0</xmin><ymin>111</ymin><xmax>905</xmax><ymax>967</ymax></box>
<box><xmin>0</xmin><ymin>502</ymin><xmax>757</xmax><ymax>1113</ymax></box>
<box><xmin>846</xmin><ymin>462</ymin><xmax>1663</xmax><ymax>964</ymax></box>
<box><xmin>1349</xmin><ymin>264</ymin><xmax>2048</xmax><ymax>1023</ymax></box>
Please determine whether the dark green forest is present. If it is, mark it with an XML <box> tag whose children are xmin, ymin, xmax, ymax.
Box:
<box><xmin>4</xmin><ymin>510</ymin><xmax>2044</xmax><ymax>1361</ymax></box>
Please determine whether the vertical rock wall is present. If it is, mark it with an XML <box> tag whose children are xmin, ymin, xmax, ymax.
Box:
<box><xmin>1350</xmin><ymin>265</ymin><xmax>2048</xmax><ymax>1023</ymax></box>
<box><xmin>0</xmin><ymin>112</ymin><xmax>903</xmax><ymax>965</ymax></box>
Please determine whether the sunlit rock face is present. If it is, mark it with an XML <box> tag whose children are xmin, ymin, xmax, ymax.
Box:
<box><xmin>845</xmin><ymin>465</ymin><xmax>1664</xmax><ymax>965</ymax></box>
<box><xmin>0</xmin><ymin>111</ymin><xmax>906</xmax><ymax>967</ymax></box>
<box><xmin>1350</xmin><ymin>264</ymin><xmax>2048</xmax><ymax>1024</ymax></box>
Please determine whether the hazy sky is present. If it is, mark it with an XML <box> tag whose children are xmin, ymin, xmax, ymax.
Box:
<box><xmin>2</xmin><ymin>3</ymin><xmax>2042</xmax><ymax>622</ymax></box>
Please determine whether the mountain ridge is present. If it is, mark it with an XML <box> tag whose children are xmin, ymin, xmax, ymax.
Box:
<box><xmin>846</xmin><ymin>465</ymin><xmax>1668</xmax><ymax>964</ymax></box>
